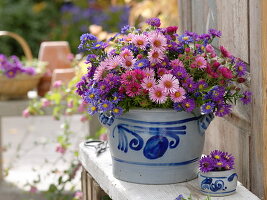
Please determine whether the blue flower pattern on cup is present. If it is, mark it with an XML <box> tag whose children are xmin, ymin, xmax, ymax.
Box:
<box><xmin>201</xmin><ymin>173</ymin><xmax>238</xmax><ymax>193</ymax></box>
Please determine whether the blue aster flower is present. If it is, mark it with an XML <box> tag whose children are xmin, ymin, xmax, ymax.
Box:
<box><xmin>201</xmin><ymin>102</ymin><xmax>215</xmax><ymax>114</ymax></box>
<box><xmin>80</xmin><ymin>33</ymin><xmax>97</xmax><ymax>43</ymax></box>
<box><xmin>99</xmin><ymin>100</ymin><xmax>113</xmax><ymax>112</ymax></box>
<box><xmin>173</xmin><ymin>103</ymin><xmax>183</xmax><ymax>111</ymax></box>
<box><xmin>121</xmin><ymin>25</ymin><xmax>130</xmax><ymax>34</ymax></box>
<box><xmin>111</xmin><ymin>106</ymin><xmax>123</xmax><ymax>116</ymax></box>
<box><xmin>178</xmin><ymin>34</ymin><xmax>194</xmax><ymax>45</ymax></box>
<box><xmin>88</xmin><ymin>103</ymin><xmax>98</xmax><ymax>115</ymax></box>
<box><xmin>91</xmin><ymin>41</ymin><xmax>108</xmax><ymax>50</ymax></box>
<box><xmin>84</xmin><ymin>88</ymin><xmax>99</xmax><ymax>103</ymax></box>
<box><xmin>134</xmin><ymin>59</ymin><xmax>150</xmax><ymax>69</ymax></box>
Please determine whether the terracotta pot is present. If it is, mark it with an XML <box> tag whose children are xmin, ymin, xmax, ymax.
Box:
<box><xmin>37</xmin><ymin>41</ymin><xmax>72</xmax><ymax>96</ymax></box>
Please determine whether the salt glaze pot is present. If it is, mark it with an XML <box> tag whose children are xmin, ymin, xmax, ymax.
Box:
<box><xmin>99</xmin><ymin>109</ymin><xmax>213</xmax><ymax>184</ymax></box>
<box><xmin>198</xmin><ymin>169</ymin><xmax>238</xmax><ymax>196</ymax></box>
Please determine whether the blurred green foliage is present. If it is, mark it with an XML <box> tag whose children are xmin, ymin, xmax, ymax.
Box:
<box><xmin>0</xmin><ymin>0</ymin><xmax>130</xmax><ymax>58</ymax></box>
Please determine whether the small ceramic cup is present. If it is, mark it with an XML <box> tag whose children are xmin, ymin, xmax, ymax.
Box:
<box><xmin>198</xmin><ymin>169</ymin><xmax>238</xmax><ymax>196</ymax></box>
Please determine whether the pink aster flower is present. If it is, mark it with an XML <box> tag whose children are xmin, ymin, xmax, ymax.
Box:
<box><xmin>126</xmin><ymin>82</ymin><xmax>142</xmax><ymax>97</ymax></box>
<box><xmin>206</xmin><ymin>44</ymin><xmax>216</xmax><ymax>55</ymax></box>
<box><xmin>56</xmin><ymin>145</ymin><xmax>66</xmax><ymax>154</ymax></box>
<box><xmin>53</xmin><ymin>80</ymin><xmax>63</xmax><ymax>88</ymax></box>
<box><xmin>124</xmin><ymin>33</ymin><xmax>135</xmax><ymax>43</ymax></box>
<box><xmin>93</xmin><ymin>64</ymin><xmax>107</xmax><ymax>81</ymax></box>
<box><xmin>108</xmin><ymin>56</ymin><xmax>123</xmax><ymax>70</ymax></box>
<box><xmin>143</xmin><ymin>68</ymin><xmax>155</xmax><ymax>77</ymax></box>
<box><xmin>170</xmin><ymin>59</ymin><xmax>184</xmax><ymax>68</ymax></box>
<box><xmin>158</xmin><ymin>74</ymin><xmax>180</xmax><ymax>93</ymax></box>
<box><xmin>119</xmin><ymin>49</ymin><xmax>134</xmax><ymax>60</ymax></box>
<box><xmin>148</xmin><ymin>49</ymin><xmax>164</xmax><ymax>64</ymax></box>
<box><xmin>132</xmin><ymin>34</ymin><xmax>148</xmax><ymax>50</ymax></box>
<box><xmin>149</xmin><ymin>86</ymin><xmax>168</xmax><ymax>104</ymax></box>
<box><xmin>170</xmin><ymin>87</ymin><xmax>186</xmax><ymax>103</ymax></box>
<box><xmin>22</xmin><ymin>108</ymin><xmax>30</xmax><ymax>118</ymax></box>
<box><xmin>141</xmin><ymin>77</ymin><xmax>156</xmax><ymax>90</ymax></box>
<box><xmin>191</xmin><ymin>56</ymin><xmax>207</xmax><ymax>69</ymax></box>
<box><xmin>41</xmin><ymin>98</ymin><xmax>51</xmax><ymax>108</ymax></box>
<box><xmin>122</xmin><ymin>58</ymin><xmax>136</xmax><ymax>70</ymax></box>
<box><xmin>29</xmin><ymin>186</ymin><xmax>38</xmax><ymax>194</ymax></box>
<box><xmin>148</xmin><ymin>31</ymin><xmax>167</xmax><ymax>51</ymax></box>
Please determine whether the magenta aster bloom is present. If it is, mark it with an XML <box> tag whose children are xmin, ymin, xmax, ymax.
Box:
<box><xmin>141</xmin><ymin>77</ymin><xmax>156</xmax><ymax>90</ymax></box>
<box><xmin>157</xmin><ymin>68</ymin><xmax>169</xmax><ymax>77</ymax></box>
<box><xmin>158</xmin><ymin>74</ymin><xmax>179</xmax><ymax>94</ymax></box>
<box><xmin>149</xmin><ymin>86</ymin><xmax>167</xmax><ymax>104</ymax></box>
<box><xmin>191</xmin><ymin>56</ymin><xmax>207</xmax><ymax>69</ymax></box>
<box><xmin>219</xmin><ymin>67</ymin><xmax>233</xmax><ymax>79</ymax></box>
<box><xmin>132</xmin><ymin>34</ymin><xmax>148</xmax><ymax>50</ymax></box>
<box><xmin>126</xmin><ymin>82</ymin><xmax>142</xmax><ymax>97</ymax></box>
<box><xmin>121</xmin><ymin>71</ymin><xmax>135</xmax><ymax>84</ymax></box>
<box><xmin>133</xmin><ymin>69</ymin><xmax>146</xmax><ymax>81</ymax></box>
<box><xmin>170</xmin><ymin>87</ymin><xmax>186</xmax><ymax>103</ymax></box>
<box><xmin>143</xmin><ymin>68</ymin><xmax>155</xmax><ymax>77</ymax></box>
<box><xmin>220</xmin><ymin>46</ymin><xmax>232</xmax><ymax>58</ymax></box>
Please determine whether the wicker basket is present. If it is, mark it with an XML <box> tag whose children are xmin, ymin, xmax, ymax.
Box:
<box><xmin>0</xmin><ymin>31</ymin><xmax>43</xmax><ymax>100</ymax></box>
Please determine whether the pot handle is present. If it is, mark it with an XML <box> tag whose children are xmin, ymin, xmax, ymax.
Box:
<box><xmin>198</xmin><ymin>113</ymin><xmax>214</xmax><ymax>134</ymax></box>
<box><xmin>98</xmin><ymin>113</ymin><xmax>114</xmax><ymax>126</ymax></box>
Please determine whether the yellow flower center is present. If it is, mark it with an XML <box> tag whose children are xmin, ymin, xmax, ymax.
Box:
<box><xmin>217</xmin><ymin>162</ymin><xmax>223</xmax><ymax>166</ymax></box>
<box><xmin>175</xmin><ymin>91</ymin><xmax>181</xmax><ymax>97</ymax></box>
<box><xmin>164</xmin><ymin>81</ymin><xmax>172</xmax><ymax>88</ymax></box>
<box><xmin>137</xmin><ymin>40</ymin><xmax>144</xmax><ymax>45</ymax></box>
<box><xmin>183</xmin><ymin>36</ymin><xmax>189</xmax><ymax>40</ymax></box>
<box><xmin>206</xmin><ymin>105</ymin><xmax>211</xmax><ymax>110</ymax></box>
<box><xmin>91</xmin><ymin>106</ymin><xmax>96</xmax><ymax>111</ymax></box>
<box><xmin>95</xmin><ymin>44</ymin><xmax>101</xmax><ymax>47</ymax></box>
<box><xmin>113</xmin><ymin>108</ymin><xmax>119</xmax><ymax>113</ymax></box>
<box><xmin>89</xmin><ymin>94</ymin><xmax>95</xmax><ymax>98</ymax></box>
<box><xmin>214</xmin><ymin>155</ymin><xmax>220</xmax><ymax>159</ymax></box>
<box><xmin>103</xmin><ymin>104</ymin><xmax>108</xmax><ymax>108</ymax></box>
<box><xmin>153</xmin><ymin>40</ymin><xmax>161</xmax><ymax>47</ymax></box>
<box><xmin>146</xmin><ymin>82</ymin><xmax>153</xmax><ymax>88</ymax></box>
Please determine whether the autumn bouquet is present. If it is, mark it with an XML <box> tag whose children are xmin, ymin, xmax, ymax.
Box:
<box><xmin>76</xmin><ymin>17</ymin><xmax>251</xmax><ymax>118</ymax></box>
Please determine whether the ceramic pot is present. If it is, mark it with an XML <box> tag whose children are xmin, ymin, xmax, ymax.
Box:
<box><xmin>198</xmin><ymin>169</ymin><xmax>238</xmax><ymax>196</ymax></box>
<box><xmin>99</xmin><ymin>109</ymin><xmax>213</xmax><ymax>184</ymax></box>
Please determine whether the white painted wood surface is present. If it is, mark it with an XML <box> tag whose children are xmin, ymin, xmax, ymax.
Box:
<box><xmin>79</xmin><ymin>143</ymin><xmax>260</xmax><ymax>200</ymax></box>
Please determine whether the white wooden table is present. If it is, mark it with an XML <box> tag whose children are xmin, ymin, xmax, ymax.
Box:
<box><xmin>79</xmin><ymin>142</ymin><xmax>260</xmax><ymax>200</ymax></box>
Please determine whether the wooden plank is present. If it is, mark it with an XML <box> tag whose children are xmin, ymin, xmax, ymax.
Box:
<box><xmin>216</xmin><ymin>0</ymin><xmax>249</xmax><ymax>63</ymax></box>
<box><xmin>81</xmin><ymin>168</ymin><xmax>88</xmax><ymax>200</ymax></box>
<box><xmin>177</xmin><ymin>0</ymin><xmax>192</xmax><ymax>32</ymax></box>
<box><xmin>86</xmin><ymin>171</ymin><xmax>93</xmax><ymax>200</ymax></box>
<box><xmin>249</xmin><ymin>0</ymin><xmax>264</xmax><ymax>198</ymax></box>
<box><xmin>92</xmin><ymin>179</ymin><xmax>106</xmax><ymax>200</ymax></box>
<box><xmin>261</xmin><ymin>0</ymin><xmax>267</xmax><ymax>198</ymax></box>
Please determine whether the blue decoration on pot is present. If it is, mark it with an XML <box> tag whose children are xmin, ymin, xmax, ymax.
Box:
<box><xmin>99</xmin><ymin>109</ymin><xmax>214</xmax><ymax>184</ymax></box>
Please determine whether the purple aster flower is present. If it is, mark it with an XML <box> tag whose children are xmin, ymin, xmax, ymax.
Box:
<box><xmin>215</xmin><ymin>104</ymin><xmax>232</xmax><ymax>117</ymax></box>
<box><xmin>111</xmin><ymin>106</ymin><xmax>123</xmax><ymax>116</ymax></box>
<box><xmin>88</xmin><ymin>103</ymin><xmax>98</xmax><ymax>115</ymax></box>
<box><xmin>201</xmin><ymin>102</ymin><xmax>215</xmax><ymax>114</ymax></box>
<box><xmin>99</xmin><ymin>100</ymin><xmax>113</xmax><ymax>112</ymax></box>
<box><xmin>197</xmin><ymin>80</ymin><xmax>208</xmax><ymax>90</ymax></box>
<box><xmin>86</xmin><ymin>54</ymin><xmax>97</xmax><ymax>62</ymax></box>
<box><xmin>182</xmin><ymin>78</ymin><xmax>197</xmax><ymax>93</ymax></box>
<box><xmin>173</xmin><ymin>103</ymin><xmax>183</xmax><ymax>111</ymax></box>
<box><xmin>222</xmin><ymin>152</ymin><xmax>235</xmax><ymax>170</ymax></box>
<box><xmin>199</xmin><ymin>156</ymin><xmax>215</xmax><ymax>173</ymax></box>
<box><xmin>91</xmin><ymin>41</ymin><xmax>108</xmax><ymax>49</ymax></box>
<box><xmin>182</xmin><ymin>98</ymin><xmax>196</xmax><ymax>112</ymax></box>
<box><xmin>134</xmin><ymin>59</ymin><xmax>150</xmax><ymax>69</ymax></box>
<box><xmin>80</xmin><ymin>33</ymin><xmax>97</xmax><ymax>43</ymax></box>
<box><xmin>111</xmin><ymin>92</ymin><xmax>124</xmax><ymax>104</ymax></box>
<box><xmin>241</xmin><ymin>91</ymin><xmax>252</xmax><ymax>104</ymax></box>
<box><xmin>234</xmin><ymin>61</ymin><xmax>247</xmax><ymax>77</ymax></box>
<box><xmin>178</xmin><ymin>34</ymin><xmax>194</xmax><ymax>45</ymax></box>
<box><xmin>209</xmin><ymin>86</ymin><xmax>225</xmax><ymax>101</ymax></box>
<box><xmin>175</xmin><ymin>195</ymin><xmax>185</xmax><ymax>200</ymax></box>
<box><xmin>184</xmin><ymin>31</ymin><xmax>199</xmax><ymax>40</ymax></box>
<box><xmin>197</xmin><ymin>33</ymin><xmax>211</xmax><ymax>41</ymax></box>
<box><xmin>121</xmin><ymin>25</ymin><xmax>130</xmax><ymax>34</ymax></box>
<box><xmin>146</xmin><ymin>17</ymin><xmax>161</xmax><ymax>27</ymax></box>
<box><xmin>208</xmin><ymin>29</ymin><xmax>222</xmax><ymax>38</ymax></box>
<box><xmin>214</xmin><ymin>159</ymin><xmax>226</xmax><ymax>170</ymax></box>
<box><xmin>23</xmin><ymin>67</ymin><xmax>36</xmax><ymax>75</ymax></box>
<box><xmin>172</xmin><ymin>66</ymin><xmax>188</xmax><ymax>80</ymax></box>
<box><xmin>5</xmin><ymin>68</ymin><xmax>17</xmax><ymax>78</ymax></box>
<box><xmin>84</xmin><ymin>88</ymin><xmax>99</xmax><ymax>103</ymax></box>
<box><xmin>210</xmin><ymin>150</ymin><xmax>224</xmax><ymax>160</ymax></box>
<box><xmin>98</xmin><ymin>80</ymin><xmax>111</xmax><ymax>95</ymax></box>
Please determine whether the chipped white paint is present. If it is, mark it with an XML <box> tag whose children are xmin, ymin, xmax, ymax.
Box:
<box><xmin>79</xmin><ymin>143</ymin><xmax>260</xmax><ymax>200</ymax></box>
